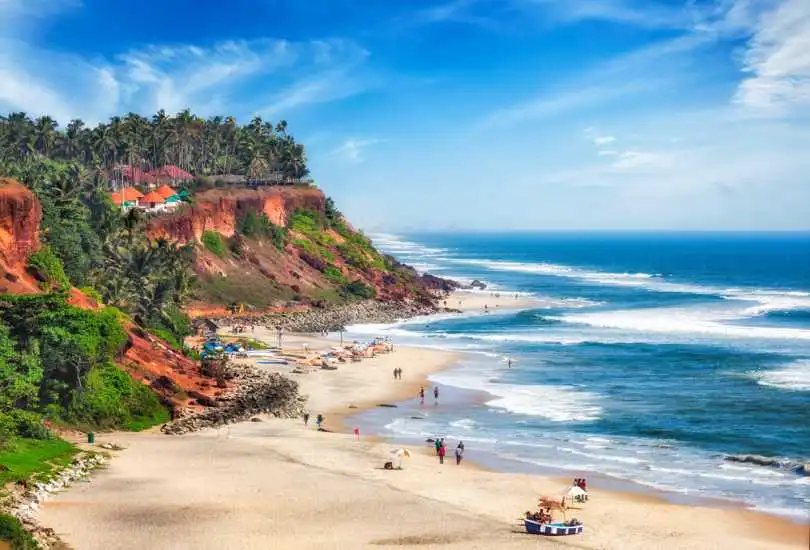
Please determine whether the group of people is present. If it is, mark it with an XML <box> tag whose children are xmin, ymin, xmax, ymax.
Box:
<box><xmin>392</xmin><ymin>367</ymin><xmax>403</xmax><ymax>379</ymax></box>
<box><xmin>302</xmin><ymin>412</ymin><xmax>325</xmax><ymax>431</ymax></box>
<box><xmin>418</xmin><ymin>386</ymin><xmax>440</xmax><ymax>405</ymax></box>
<box><xmin>573</xmin><ymin>478</ymin><xmax>588</xmax><ymax>491</ymax></box>
<box><xmin>434</xmin><ymin>438</ymin><xmax>464</xmax><ymax>465</ymax></box>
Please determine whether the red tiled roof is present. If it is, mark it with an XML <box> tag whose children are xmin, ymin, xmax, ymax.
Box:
<box><xmin>150</xmin><ymin>165</ymin><xmax>194</xmax><ymax>181</ymax></box>
<box><xmin>117</xmin><ymin>166</ymin><xmax>157</xmax><ymax>184</ymax></box>
<box><xmin>155</xmin><ymin>185</ymin><xmax>177</xmax><ymax>199</ymax></box>
<box><xmin>110</xmin><ymin>187</ymin><xmax>144</xmax><ymax>205</ymax></box>
<box><xmin>141</xmin><ymin>191</ymin><xmax>165</xmax><ymax>204</ymax></box>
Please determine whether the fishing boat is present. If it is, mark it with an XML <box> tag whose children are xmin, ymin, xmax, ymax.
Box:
<box><xmin>524</xmin><ymin>519</ymin><xmax>584</xmax><ymax>536</ymax></box>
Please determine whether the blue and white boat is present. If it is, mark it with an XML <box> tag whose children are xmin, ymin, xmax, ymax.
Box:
<box><xmin>524</xmin><ymin>519</ymin><xmax>584</xmax><ymax>536</ymax></box>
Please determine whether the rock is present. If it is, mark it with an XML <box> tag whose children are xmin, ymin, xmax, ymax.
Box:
<box><xmin>376</xmin><ymin>403</ymin><xmax>397</xmax><ymax>408</ymax></box>
<box><xmin>469</xmin><ymin>279</ymin><xmax>487</xmax><ymax>290</ymax></box>
<box><xmin>250</xmin><ymin>417</ymin><xmax>262</xmax><ymax>422</ymax></box>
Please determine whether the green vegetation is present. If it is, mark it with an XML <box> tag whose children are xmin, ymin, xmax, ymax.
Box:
<box><xmin>236</xmin><ymin>211</ymin><xmax>287</xmax><ymax>250</ymax></box>
<box><xmin>0</xmin><ymin>437</ymin><xmax>77</xmax><ymax>486</ymax></box>
<box><xmin>342</xmin><ymin>280</ymin><xmax>377</xmax><ymax>300</ymax></box>
<box><xmin>26</xmin><ymin>246</ymin><xmax>70</xmax><ymax>290</ymax></box>
<box><xmin>201</xmin><ymin>230</ymin><xmax>227</xmax><ymax>258</ymax></box>
<box><xmin>0</xmin><ymin>512</ymin><xmax>39</xmax><ymax>549</ymax></box>
<box><xmin>0</xmin><ymin>111</ymin><xmax>309</xmax><ymax>185</ymax></box>
<box><xmin>323</xmin><ymin>266</ymin><xmax>347</xmax><ymax>285</ymax></box>
<box><xmin>0</xmin><ymin>293</ymin><xmax>169</xmax><ymax>439</ymax></box>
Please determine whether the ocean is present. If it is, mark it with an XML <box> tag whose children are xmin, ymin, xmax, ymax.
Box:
<box><xmin>347</xmin><ymin>232</ymin><xmax>810</xmax><ymax>523</ymax></box>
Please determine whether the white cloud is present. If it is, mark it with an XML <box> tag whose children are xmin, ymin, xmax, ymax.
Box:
<box><xmin>611</xmin><ymin>150</ymin><xmax>673</xmax><ymax>170</ymax></box>
<box><xmin>0</xmin><ymin>33</ymin><xmax>371</xmax><ymax>123</ymax></box>
<box><xmin>331</xmin><ymin>138</ymin><xmax>384</xmax><ymax>163</ymax></box>
<box><xmin>734</xmin><ymin>0</ymin><xmax>810</xmax><ymax>114</ymax></box>
<box><xmin>593</xmin><ymin>135</ymin><xmax>616</xmax><ymax>145</ymax></box>
<box><xmin>598</xmin><ymin>149</ymin><xmax>618</xmax><ymax>156</ymax></box>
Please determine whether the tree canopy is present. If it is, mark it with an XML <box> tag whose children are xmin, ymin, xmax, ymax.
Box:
<box><xmin>0</xmin><ymin>110</ymin><xmax>309</xmax><ymax>182</ymax></box>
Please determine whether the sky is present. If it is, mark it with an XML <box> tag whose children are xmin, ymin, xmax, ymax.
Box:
<box><xmin>1</xmin><ymin>0</ymin><xmax>809</xmax><ymax>231</ymax></box>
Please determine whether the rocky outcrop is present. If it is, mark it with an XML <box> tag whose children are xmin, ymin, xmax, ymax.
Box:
<box><xmin>0</xmin><ymin>178</ymin><xmax>42</xmax><ymax>294</ymax></box>
<box><xmin>212</xmin><ymin>300</ymin><xmax>442</xmax><ymax>333</ymax></box>
<box><xmin>161</xmin><ymin>364</ymin><xmax>304</xmax><ymax>435</ymax></box>
<box><xmin>148</xmin><ymin>187</ymin><xmax>325</xmax><ymax>244</ymax></box>
<box><xmin>724</xmin><ymin>454</ymin><xmax>809</xmax><ymax>476</ymax></box>
<box><xmin>3</xmin><ymin>452</ymin><xmax>106</xmax><ymax>549</ymax></box>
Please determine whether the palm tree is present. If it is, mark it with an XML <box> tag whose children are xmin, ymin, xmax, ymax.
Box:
<box><xmin>34</xmin><ymin>116</ymin><xmax>58</xmax><ymax>156</ymax></box>
<box><xmin>61</xmin><ymin>119</ymin><xmax>85</xmax><ymax>160</ymax></box>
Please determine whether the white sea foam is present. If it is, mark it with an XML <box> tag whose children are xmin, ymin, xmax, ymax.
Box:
<box><xmin>554</xmin><ymin>306</ymin><xmax>810</xmax><ymax>341</ymax></box>
<box><xmin>752</xmin><ymin>360</ymin><xmax>810</xmax><ymax>391</ymax></box>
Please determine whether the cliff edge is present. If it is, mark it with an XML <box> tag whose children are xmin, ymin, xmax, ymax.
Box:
<box><xmin>148</xmin><ymin>186</ymin><xmax>456</xmax><ymax>313</ymax></box>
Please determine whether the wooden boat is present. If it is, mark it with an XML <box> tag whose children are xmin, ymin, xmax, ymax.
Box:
<box><xmin>524</xmin><ymin>519</ymin><xmax>584</xmax><ymax>536</ymax></box>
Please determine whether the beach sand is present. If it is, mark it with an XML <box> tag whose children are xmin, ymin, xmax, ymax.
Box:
<box><xmin>39</xmin><ymin>331</ymin><xmax>809</xmax><ymax>550</ymax></box>
<box><xmin>446</xmin><ymin>289</ymin><xmax>541</xmax><ymax>313</ymax></box>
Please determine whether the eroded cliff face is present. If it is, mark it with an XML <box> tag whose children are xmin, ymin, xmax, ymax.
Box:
<box><xmin>0</xmin><ymin>178</ymin><xmax>217</xmax><ymax>416</ymax></box>
<box><xmin>0</xmin><ymin>178</ymin><xmax>42</xmax><ymax>293</ymax></box>
<box><xmin>148</xmin><ymin>187</ymin><xmax>325</xmax><ymax>243</ymax></box>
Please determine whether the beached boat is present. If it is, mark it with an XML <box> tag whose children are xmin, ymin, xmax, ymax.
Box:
<box><xmin>524</xmin><ymin>519</ymin><xmax>584</xmax><ymax>536</ymax></box>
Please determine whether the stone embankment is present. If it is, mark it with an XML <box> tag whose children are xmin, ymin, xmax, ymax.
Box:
<box><xmin>213</xmin><ymin>300</ymin><xmax>448</xmax><ymax>333</ymax></box>
<box><xmin>3</xmin><ymin>452</ymin><xmax>106</xmax><ymax>549</ymax></box>
<box><xmin>161</xmin><ymin>364</ymin><xmax>305</xmax><ymax>435</ymax></box>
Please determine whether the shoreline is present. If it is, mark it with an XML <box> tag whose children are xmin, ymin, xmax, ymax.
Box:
<box><xmin>263</xmin><ymin>327</ymin><xmax>808</xmax><ymax>543</ymax></box>
<box><xmin>322</xmin><ymin>339</ymin><xmax>810</xmax><ymax>529</ymax></box>
<box><xmin>35</xmin><ymin>299</ymin><xmax>810</xmax><ymax>549</ymax></box>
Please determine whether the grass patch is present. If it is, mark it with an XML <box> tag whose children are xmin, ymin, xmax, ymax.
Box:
<box><xmin>196</xmin><ymin>273</ymin><xmax>295</xmax><ymax>309</ymax></box>
<box><xmin>0</xmin><ymin>437</ymin><xmax>78</xmax><ymax>486</ymax></box>
<box><xmin>0</xmin><ymin>513</ymin><xmax>38</xmax><ymax>549</ymax></box>
<box><xmin>201</xmin><ymin>231</ymin><xmax>227</xmax><ymax>258</ymax></box>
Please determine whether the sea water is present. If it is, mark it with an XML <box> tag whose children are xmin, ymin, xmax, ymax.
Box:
<box><xmin>348</xmin><ymin>232</ymin><xmax>810</xmax><ymax>523</ymax></box>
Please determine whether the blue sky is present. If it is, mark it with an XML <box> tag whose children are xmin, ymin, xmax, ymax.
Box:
<box><xmin>1</xmin><ymin>0</ymin><xmax>809</xmax><ymax>231</ymax></box>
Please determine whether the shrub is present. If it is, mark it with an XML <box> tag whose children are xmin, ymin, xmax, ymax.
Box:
<box><xmin>66</xmin><ymin>362</ymin><xmax>169</xmax><ymax>431</ymax></box>
<box><xmin>323</xmin><ymin>266</ymin><xmax>347</xmax><ymax>285</ymax></box>
<box><xmin>78</xmin><ymin>286</ymin><xmax>103</xmax><ymax>304</ymax></box>
<box><xmin>342</xmin><ymin>280</ymin><xmax>377</xmax><ymax>300</ymax></box>
<box><xmin>288</xmin><ymin>209</ymin><xmax>322</xmax><ymax>236</ymax></box>
<box><xmin>27</xmin><ymin>246</ymin><xmax>71</xmax><ymax>290</ymax></box>
<box><xmin>201</xmin><ymin>230</ymin><xmax>227</xmax><ymax>258</ymax></box>
<box><xmin>0</xmin><ymin>513</ymin><xmax>39</xmax><ymax>549</ymax></box>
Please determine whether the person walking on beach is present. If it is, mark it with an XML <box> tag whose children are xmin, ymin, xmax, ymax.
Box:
<box><xmin>419</xmin><ymin>386</ymin><xmax>425</xmax><ymax>405</ymax></box>
<box><xmin>438</xmin><ymin>441</ymin><xmax>446</xmax><ymax>464</ymax></box>
<box><xmin>316</xmin><ymin>414</ymin><xmax>324</xmax><ymax>431</ymax></box>
<box><xmin>507</xmin><ymin>357</ymin><xmax>512</xmax><ymax>369</ymax></box>
<box><xmin>434</xmin><ymin>438</ymin><xmax>442</xmax><ymax>456</ymax></box>
<box><xmin>455</xmin><ymin>442</ymin><xmax>464</xmax><ymax>465</ymax></box>
<box><xmin>303</xmin><ymin>412</ymin><xmax>310</xmax><ymax>426</ymax></box>
<box><xmin>393</xmin><ymin>368</ymin><xmax>398</xmax><ymax>380</ymax></box>
<box><xmin>433</xmin><ymin>386</ymin><xmax>439</xmax><ymax>404</ymax></box>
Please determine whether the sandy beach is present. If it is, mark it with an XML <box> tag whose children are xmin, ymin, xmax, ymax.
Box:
<box><xmin>39</xmin><ymin>325</ymin><xmax>809</xmax><ymax>550</ymax></box>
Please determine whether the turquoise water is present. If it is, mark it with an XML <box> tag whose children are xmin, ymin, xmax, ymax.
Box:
<box><xmin>349</xmin><ymin>232</ymin><xmax>810</xmax><ymax>522</ymax></box>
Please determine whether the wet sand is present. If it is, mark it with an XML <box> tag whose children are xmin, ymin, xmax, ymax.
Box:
<box><xmin>38</xmin><ymin>328</ymin><xmax>809</xmax><ymax>550</ymax></box>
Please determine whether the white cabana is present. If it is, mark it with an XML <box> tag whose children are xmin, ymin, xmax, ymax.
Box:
<box><xmin>390</xmin><ymin>448</ymin><xmax>412</xmax><ymax>469</ymax></box>
<box><xmin>565</xmin><ymin>485</ymin><xmax>588</xmax><ymax>504</ymax></box>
